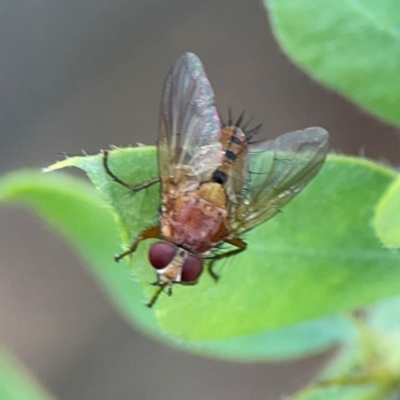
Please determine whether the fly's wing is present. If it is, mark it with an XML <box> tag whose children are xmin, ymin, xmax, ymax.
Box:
<box><xmin>158</xmin><ymin>53</ymin><xmax>222</xmax><ymax>194</ymax></box>
<box><xmin>230</xmin><ymin>127</ymin><xmax>329</xmax><ymax>234</ymax></box>
<box><xmin>226</xmin><ymin>150</ymin><xmax>248</xmax><ymax>214</ymax></box>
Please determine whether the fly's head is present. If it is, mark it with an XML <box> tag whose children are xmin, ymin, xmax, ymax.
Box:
<box><xmin>148</xmin><ymin>242</ymin><xmax>203</xmax><ymax>285</ymax></box>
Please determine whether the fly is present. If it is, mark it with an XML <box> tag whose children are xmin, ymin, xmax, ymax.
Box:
<box><xmin>103</xmin><ymin>53</ymin><xmax>329</xmax><ymax>307</ymax></box>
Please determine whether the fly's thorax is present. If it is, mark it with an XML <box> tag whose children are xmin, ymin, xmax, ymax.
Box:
<box><xmin>160</xmin><ymin>191</ymin><xmax>229</xmax><ymax>254</ymax></box>
<box><xmin>148</xmin><ymin>242</ymin><xmax>203</xmax><ymax>284</ymax></box>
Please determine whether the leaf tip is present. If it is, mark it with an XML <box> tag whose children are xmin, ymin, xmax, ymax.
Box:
<box><xmin>42</xmin><ymin>155</ymin><xmax>92</xmax><ymax>174</ymax></box>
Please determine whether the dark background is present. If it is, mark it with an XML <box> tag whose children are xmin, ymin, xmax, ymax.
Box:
<box><xmin>1</xmin><ymin>1</ymin><xmax>399</xmax><ymax>399</ymax></box>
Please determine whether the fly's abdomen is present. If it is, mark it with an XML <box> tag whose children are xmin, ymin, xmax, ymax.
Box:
<box><xmin>212</xmin><ymin>126</ymin><xmax>247</xmax><ymax>185</ymax></box>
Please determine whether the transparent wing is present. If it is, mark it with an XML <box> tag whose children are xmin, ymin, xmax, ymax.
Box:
<box><xmin>225</xmin><ymin>150</ymin><xmax>248</xmax><ymax>214</ymax></box>
<box><xmin>230</xmin><ymin>127</ymin><xmax>329</xmax><ymax>234</ymax></box>
<box><xmin>158</xmin><ymin>53</ymin><xmax>222</xmax><ymax>193</ymax></box>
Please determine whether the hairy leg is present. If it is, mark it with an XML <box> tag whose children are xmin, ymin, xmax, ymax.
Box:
<box><xmin>103</xmin><ymin>150</ymin><xmax>159</xmax><ymax>193</ymax></box>
<box><xmin>207</xmin><ymin>237</ymin><xmax>247</xmax><ymax>281</ymax></box>
<box><xmin>115</xmin><ymin>226</ymin><xmax>160</xmax><ymax>262</ymax></box>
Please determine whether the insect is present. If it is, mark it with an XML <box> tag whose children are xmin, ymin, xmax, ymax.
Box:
<box><xmin>103</xmin><ymin>52</ymin><xmax>329</xmax><ymax>307</ymax></box>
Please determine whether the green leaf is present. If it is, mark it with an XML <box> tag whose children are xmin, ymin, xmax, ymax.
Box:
<box><xmin>266</xmin><ymin>0</ymin><xmax>400</xmax><ymax>126</ymax></box>
<box><xmin>288</xmin><ymin>300</ymin><xmax>400</xmax><ymax>399</ymax></box>
<box><xmin>0</xmin><ymin>169</ymin><xmax>353</xmax><ymax>361</ymax></box>
<box><xmin>0</xmin><ymin>170</ymin><xmax>161</xmax><ymax>335</ymax></box>
<box><xmin>374</xmin><ymin>177</ymin><xmax>400</xmax><ymax>249</ymax></box>
<box><xmin>288</xmin><ymin>384</ymin><xmax>395</xmax><ymax>400</ymax></box>
<box><xmin>0</xmin><ymin>349</ymin><xmax>56</xmax><ymax>400</ymax></box>
<box><xmin>185</xmin><ymin>316</ymin><xmax>355</xmax><ymax>361</ymax></box>
<box><xmin>369</xmin><ymin>296</ymin><xmax>400</xmax><ymax>333</ymax></box>
<box><xmin>288</xmin><ymin>315</ymin><xmax>400</xmax><ymax>400</ymax></box>
<box><xmin>43</xmin><ymin>147</ymin><xmax>399</xmax><ymax>341</ymax></box>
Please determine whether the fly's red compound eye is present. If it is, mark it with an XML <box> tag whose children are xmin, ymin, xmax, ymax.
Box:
<box><xmin>149</xmin><ymin>242</ymin><xmax>203</xmax><ymax>282</ymax></box>
<box><xmin>148</xmin><ymin>242</ymin><xmax>176</xmax><ymax>269</ymax></box>
<box><xmin>181</xmin><ymin>255</ymin><xmax>203</xmax><ymax>282</ymax></box>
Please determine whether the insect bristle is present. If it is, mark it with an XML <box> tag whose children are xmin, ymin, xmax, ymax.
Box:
<box><xmin>227</xmin><ymin>107</ymin><xmax>233</xmax><ymax>126</ymax></box>
<box><xmin>241</xmin><ymin>116</ymin><xmax>253</xmax><ymax>131</ymax></box>
<box><xmin>225</xmin><ymin>108</ymin><xmax>262</xmax><ymax>142</ymax></box>
<box><xmin>54</xmin><ymin>150</ymin><xmax>89</xmax><ymax>157</ymax></box>
<box><xmin>218</xmin><ymin>110</ymin><xmax>225</xmax><ymax>127</ymax></box>
<box><xmin>235</xmin><ymin>110</ymin><xmax>245</xmax><ymax>127</ymax></box>
<box><xmin>246</xmin><ymin>123</ymin><xmax>263</xmax><ymax>142</ymax></box>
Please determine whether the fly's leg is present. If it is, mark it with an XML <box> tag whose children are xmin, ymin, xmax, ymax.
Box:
<box><xmin>102</xmin><ymin>150</ymin><xmax>160</xmax><ymax>193</ymax></box>
<box><xmin>147</xmin><ymin>283</ymin><xmax>169</xmax><ymax>308</ymax></box>
<box><xmin>115</xmin><ymin>226</ymin><xmax>160</xmax><ymax>262</ymax></box>
<box><xmin>207</xmin><ymin>237</ymin><xmax>247</xmax><ymax>282</ymax></box>
<box><xmin>147</xmin><ymin>276</ymin><xmax>198</xmax><ymax>308</ymax></box>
